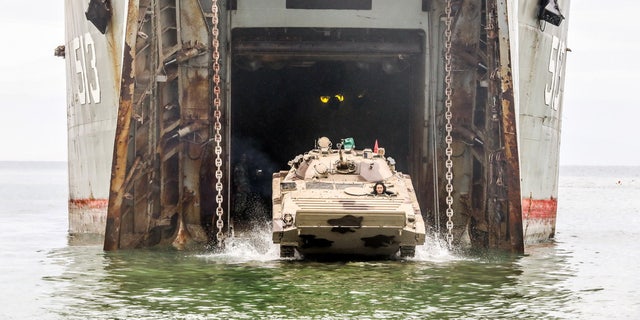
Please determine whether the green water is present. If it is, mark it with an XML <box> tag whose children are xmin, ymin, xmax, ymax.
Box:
<box><xmin>3</xmin><ymin>163</ymin><xmax>639</xmax><ymax>319</ymax></box>
<box><xmin>40</xmin><ymin>236</ymin><xmax>576</xmax><ymax>320</ymax></box>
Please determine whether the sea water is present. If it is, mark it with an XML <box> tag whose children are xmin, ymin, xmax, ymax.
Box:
<box><xmin>0</xmin><ymin>162</ymin><xmax>638</xmax><ymax>319</ymax></box>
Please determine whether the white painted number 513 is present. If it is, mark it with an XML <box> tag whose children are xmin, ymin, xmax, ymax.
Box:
<box><xmin>72</xmin><ymin>32</ymin><xmax>101</xmax><ymax>105</ymax></box>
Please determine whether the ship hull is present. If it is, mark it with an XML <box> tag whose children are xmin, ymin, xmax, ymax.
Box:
<box><xmin>515</xmin><ymin>0</ymin><xmax>571</xmax><ymax>244</ymax></box>
<box><xmin>64</xmin><ymin>0</ymin><xmax>125</xmax><ymax>236</ymax></box>
<box><xmin>63</xmin><ymin>0</ymin><xmax>571</xmax><ymax>253</ymax></box>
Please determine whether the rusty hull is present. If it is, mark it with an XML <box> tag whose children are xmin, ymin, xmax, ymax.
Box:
<box><xmin>105</xmin><ymin>0</ymin><xmax>215</xmax><ymax>250</ymax></box>
<box><xmin>104</xmin><ymin>0</ymin><xmax>139</xmax><ymax>251</ymax></box>
<box><xmin>95</xmin><ymin>0</ymin><xmax>574</xmax><ymax>254</ymax></box>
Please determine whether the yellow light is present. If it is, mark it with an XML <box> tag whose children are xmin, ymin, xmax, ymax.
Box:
<box><xmin>334</xmin><ymin>94</ymin><xmax>344</xmax><ymax>102</ymax></box>
<box><xmin>320</xmin><ymin>96</ymin><xmax>330</xmax><ymax>103</ymax></box>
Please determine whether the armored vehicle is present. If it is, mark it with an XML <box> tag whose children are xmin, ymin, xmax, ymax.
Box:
<box><xmin>272</xmin><ymin>137</ymin><xmax>426</xmax><ymax>258</ymax></box>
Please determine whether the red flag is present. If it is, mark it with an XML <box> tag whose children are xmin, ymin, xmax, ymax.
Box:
<box><xmin>373</xmin><ymin>139</ymin><xmax>379</xmax><ymax>153</ymax></box>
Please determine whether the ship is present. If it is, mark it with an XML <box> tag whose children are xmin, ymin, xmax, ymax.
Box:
<box><xmin>61</xmin><ymin>0</ymin><xmax>126</xmax><ymax>237</ymax></box>
<box><xmin>60</xmin><ymin>0</ymin><xmax>571</xmax><ymax>253</ymax></box>
<box><xmin>271</xmin><ymin>137</ymin><xmax>426</xmax><ymax>258</ymax></box>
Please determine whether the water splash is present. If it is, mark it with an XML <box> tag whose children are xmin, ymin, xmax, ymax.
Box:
<box><xmin>409</xmin><ymin>233</ymin><xmax>465</xmax><ymax>263</ymax></box>
<box><xmin>197</xmin><ymin>221</ymin><xmax>281</xmax><ymax>264</ymax></box>
<box><xmin>199</xmin><ymin>226</ymin><xmax>465</xmax><ymax>264</ymax></box>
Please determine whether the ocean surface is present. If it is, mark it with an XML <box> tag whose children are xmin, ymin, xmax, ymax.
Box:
<box><xmin>0</xmin><ymin>162</ymin><xmax>638</xmax><ymax>319</ymax></box>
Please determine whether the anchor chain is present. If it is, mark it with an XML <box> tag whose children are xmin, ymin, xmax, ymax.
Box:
<box><xmin>444</xmin><ymin>0</ymin><xmax>455</xmax><ymax>248</ymax></box>
<box><xmin>211</xmin><ymin>0</ymin><xmax>225</xmax><ymax>247</ymax></box>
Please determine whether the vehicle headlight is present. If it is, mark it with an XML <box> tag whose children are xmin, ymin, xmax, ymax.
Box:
<box><xmin>407</xmin><ymin>214</ymin><xmax>416</xmax><ymax>228</ymax></box>
<box><xmin>283</xmin><ymin>213</ymin><xmax>294</xmax><ymax>227</ymax></box>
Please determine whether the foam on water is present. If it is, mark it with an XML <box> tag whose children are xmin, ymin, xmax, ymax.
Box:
<box><xmin>196</xmin><ymin>221</ymin><xmax>281</xmax><ymax>264</ymax></box>
<box><xmin>197</xmin><ymin>221</ymin><xmax>464</xmax><ymax>264</ymax></box>
<box><xmin>411</xmin><ymin>233</ymin><xmax>464</xmax><ymax>263</ymax></box>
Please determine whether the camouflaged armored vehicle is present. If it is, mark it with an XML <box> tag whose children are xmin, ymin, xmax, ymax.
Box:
<box><xmin>272</xmin><ymin>137</ymin><xmax>426</xmax><ymax>258</ymax></box>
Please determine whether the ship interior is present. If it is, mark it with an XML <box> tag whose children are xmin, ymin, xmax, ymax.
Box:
<box><xmin>226</xmin><ymin>28</ymin><xmax>429</xmax><ymax>226</ymax></box>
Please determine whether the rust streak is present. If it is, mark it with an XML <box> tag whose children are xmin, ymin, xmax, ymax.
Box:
<box><xmin>496</xmin><ymin>0</ymin><xmax>524</xmax><ymax>253</ymax></box>
<box><xmin>104</xmin><ymin>0</ymin><xmax>140</xmax><ymax>251</ymax></box>
<box><xmin>522</xmin><ymin>197</ymin><xmax>558</xmax><ymax>220</ymax></box>
<box><xmin>69</xmin><ymin>199</ymin><xmax>109</xmax><ymax>209</ymax></box>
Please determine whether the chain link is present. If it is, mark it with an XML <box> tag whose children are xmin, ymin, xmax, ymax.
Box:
<box><xmin>211</xmin><ymin>0</ymin><xmax>225</xmax><ymax>247</ymax></box>
<box><xmin>444</xmin><ymin>0</ymin><xmax>455</xmax><ymax>249</ymax></box>
<box><xmin>207</xmin><ymin>1</ymin><xmax>454</xmax><ymax>249</ymax></box>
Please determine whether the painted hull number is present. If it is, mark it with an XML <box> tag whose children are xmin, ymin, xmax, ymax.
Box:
<box><xmin>545</xmin><ymin>35</ymin><xmax>565</xmax><ymax>111</ymax></box>
<box><xmin>72</xmin><ymin>33</ymin><xmax>101</xmax><ymax>105</ymax></box>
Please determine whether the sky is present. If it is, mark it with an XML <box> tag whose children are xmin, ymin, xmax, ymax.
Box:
<box><xmin>0</xmin><ymin>2</ymin><xmax>67</xmax><ymax>161</ymax></box>
<box><xmin>0</xmin><ymin>1</ymin><xmax>638</xmax><ymax>166</ymax></box>
<box><xmin>560</xmin><ymin>0</ymin><xmax>640</xmax><ymax>166</ymax></box>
